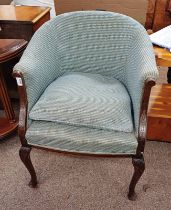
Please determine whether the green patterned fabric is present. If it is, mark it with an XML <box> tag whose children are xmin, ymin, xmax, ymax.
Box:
<box><xmin>26</xmin><ymin>121</ymin><xmax>137</xmax><ymax>155</ymax></box>
<box><xmin>13</xmin><ymin>11</ymin><xmax>158</xmax><ymax>154</ymax></box>
<box><xmin>29</xmin><ymin>72</ymin><xmax>133</xmax><ymax>132</ymax></box>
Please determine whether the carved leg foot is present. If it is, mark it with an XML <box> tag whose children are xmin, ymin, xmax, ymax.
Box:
<box><xmin>128</xmin><ymin>154</ymin><xmax>145</xmax><ymax>201</ymax></box>
<box><xmin>19</xmin><ymin>146</ymin><xmax>38</xmax><ymax>188</ymax></box>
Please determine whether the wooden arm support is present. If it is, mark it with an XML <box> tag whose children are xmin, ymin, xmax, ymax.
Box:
<box><xmin>13</xmin><ymin>70</ymin><xmax>28</xmax><ymax>146</ymax></box>
<box><xmin>137</xmin><ymin>78</ymin><xmax>156</xmax><ymax>155</ymax></box>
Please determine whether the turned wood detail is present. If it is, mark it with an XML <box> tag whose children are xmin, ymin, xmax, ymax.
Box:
<box><xmin>19</xmin><ymin>146</ymin><xmax>37</xmax><ymax>188</ymax></box>
<box><xmin>128</xmin><ymin>154</ymin><xmax>145</xmax><ymax>201</ymax></box>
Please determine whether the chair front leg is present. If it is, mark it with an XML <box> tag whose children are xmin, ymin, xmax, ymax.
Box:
<box><xmin>128</xmin><ymin>154</ymin><xmax>145</xmax><ymax>200</ymax></box>
<box><xmin>19</xmin><ymin>146</ymin><xmax>38</xmax><ymax>188</ymax></box>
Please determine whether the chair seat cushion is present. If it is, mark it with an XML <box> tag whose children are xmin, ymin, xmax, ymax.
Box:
<box><xmin>29</xmin><ymin>72</ymin><xmax>133</xmax><ymax>132</ymax></box>
<box><xmin>26</xmin><ymin>121</ymin><xmax>137</xmax><ymax>155</ymax></box>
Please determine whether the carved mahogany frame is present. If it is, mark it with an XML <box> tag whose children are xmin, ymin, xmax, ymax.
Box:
<box><xmin>13</xmin><ymin>70</ymin><xmax>156</xmax><ymax>200</ymax></box>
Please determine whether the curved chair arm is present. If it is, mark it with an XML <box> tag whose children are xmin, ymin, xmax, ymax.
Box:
<box><xmin>124</xmin><ymin>25</ymin><xmax>158</xmax><ymax>135</ymax></box>
<box><xmin>13</xmin><ymin>70</ymin><xmax>28</xmax><ymax>146</ymax></box>
<box><xmin>136</xmin><ymin>78</ymin><xmax>156</xmax><ymax>155</ymax></box>
<box><xmin>13</xmin><ymin>21</ymin><xmax>61</xmax><ymax>113</ymax></box>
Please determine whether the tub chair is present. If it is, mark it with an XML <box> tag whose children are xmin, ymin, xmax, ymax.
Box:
<box><xmin>13</xmin><ymin>11</ymin><xmax>158</xmax><ymax>200</ymax></box>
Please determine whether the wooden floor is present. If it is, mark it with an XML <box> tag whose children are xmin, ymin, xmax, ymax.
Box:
<box><xmin>147</xmin><ymin>67</ymin><xmax>171</xmax><ymax>142</ymax></box>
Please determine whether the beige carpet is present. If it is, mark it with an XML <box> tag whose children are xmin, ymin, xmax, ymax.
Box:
<box><xmin>0</xmin><ymin>134</ymin><xmax>171</xmax><ymax>210</ymax></box>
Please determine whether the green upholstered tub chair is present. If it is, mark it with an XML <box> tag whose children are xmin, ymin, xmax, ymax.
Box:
<box><xmin>13</xmin><ymin>11</ymin><xmax>158</xmax><ymax>200</ymax></box>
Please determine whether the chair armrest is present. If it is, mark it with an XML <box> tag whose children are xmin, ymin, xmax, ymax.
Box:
<box><xmin>13</xmin><ymin>71</ymin><xmax>28</xmax><ymax>146</ymax></box>
<box><xmin>13</xmin><ymin>21</ymin><xmax>61</xmax><ymax>113</ymax></box>
<box><xmin>136</xmin><ymin>78</ymin><xmax>156</xmax><ymax>154</ymax></box>
<box><xmin>124</xmin><ymin>27</ymin><xmax>158</xmax><ymax>134</ymax></box>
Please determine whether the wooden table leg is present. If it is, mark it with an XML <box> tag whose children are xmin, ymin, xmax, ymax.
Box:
<box><xmin>0</xmin><ymin>68</ymin><xmax>18</xmax><ymax>139</ymax></box>
<box><xmin>167</xmin><ymin>67</ymin><xmax>171</xmax><ymax>83</ymax></box>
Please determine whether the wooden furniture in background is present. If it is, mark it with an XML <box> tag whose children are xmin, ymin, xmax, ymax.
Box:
<box><xmin>54</xmin><ymin>0</ymin><xmax>148</xmax><ymax>25</ymax></box>
<box><xmin>0</xmin><ymin>5</ymin><xmax>51</xmax><ymax>100</ymax></box>
<box><xmin>154</xmin><ymin>45</ymin><xmax>171</xmax><ymax>67</ymax></box>
<box><xmin>147</xmin><ymin>46</ymin><xmax>171</xmax><ymax>142</ymax></box>
<box><xmin>146</xmin><ymin>0</ymin><xmax>171</xmax><ymax>31</ymax></box>
<box><xmin>166</xmin><ymin>0</ymin><xmax>171</xmax><ymax>12</ymax></box>
<box><xmin>54</xmin><ymin>0</ymin><xmax>171</xmax><ymax>30</ymax></box>
<box><xmin>0</xmin><ymin>0</ymin><xmax>12</xmax><ymax>4</ymax></box>
<box><xmin>0</xmin><ymin>39</ymin><xmax>27</xmax><ymax>139</ymax></box>
<box><xmin>153</xmin><ymin>45</ymin><xmax>171</xmax><ymax>83</ymax></box>
<box><xmin>148</xmin><ymin>84</ymin><xmax>171</xmax><ymax>142</ymax></box>
<box><xmin>0</xmin><ymin>5</ymin><xmax>51</xmax><ymax>41</ymax></box>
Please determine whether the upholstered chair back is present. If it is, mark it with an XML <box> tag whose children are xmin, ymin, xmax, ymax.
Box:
<box><xmin>14</xmin><ymin>11</ymin><xmax>157</xmax><ymax>131</ymax></box>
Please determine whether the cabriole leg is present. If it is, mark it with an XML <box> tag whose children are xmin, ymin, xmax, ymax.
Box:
<box><xmin>128</xmin><ymin>154</ymin><xmax>145</xmax><ymax>201</ymax></box>
<box><xmin>19</xmin><ymin>146</ymin><xmax>37</xmax><ymax>188</ymax></box>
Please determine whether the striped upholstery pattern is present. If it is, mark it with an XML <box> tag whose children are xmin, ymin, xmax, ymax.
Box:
<box><xmin>13</xmin><ymin>11</ymin><xmax>158</xmax><ymax>154</ymax></box>
<box><xmin>26</xmin><ymin>121</ymin><xmax>138</xmax><ymax>155</ymax></box>
<box><xmin>29</xmin><ymin>72</ymin><xmax>133</xmax><ymax>132</ymax></box>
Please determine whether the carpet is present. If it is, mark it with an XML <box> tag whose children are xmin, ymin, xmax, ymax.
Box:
<box><xmin>0</xmin><ymin>135</ymin><xmax>170</xmax><ymax>210</ymax></box>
